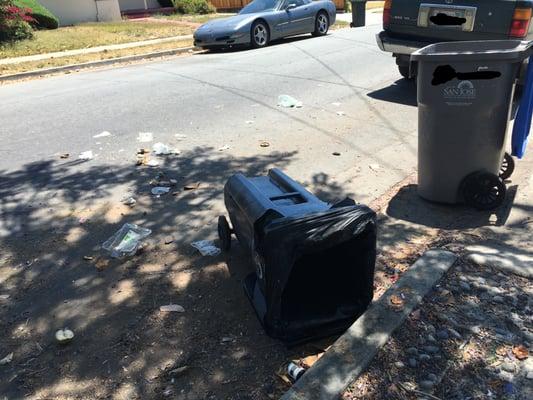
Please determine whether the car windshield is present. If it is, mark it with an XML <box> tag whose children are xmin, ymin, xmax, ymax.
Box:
<box><xmin>239</xmin><ymin>0</ymin><xmax>282</xmax><ymax>14</ymax></box>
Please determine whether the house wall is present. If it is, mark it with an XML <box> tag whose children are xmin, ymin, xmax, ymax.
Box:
<box><xmin>118</xmin><ymin>0</ymin><xmax>160</xmax><ymax>11</ymax></box>
<box><xmin>40</xmin><ymin>0</ymin><xmax>98</xmax><ymax>25</ymax></box>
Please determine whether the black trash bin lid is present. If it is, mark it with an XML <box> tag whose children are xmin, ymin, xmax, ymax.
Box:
<box><xmin>411</xmin><ymin>40</ymin><xmax>533</xmax><ymax>62</ymax></box>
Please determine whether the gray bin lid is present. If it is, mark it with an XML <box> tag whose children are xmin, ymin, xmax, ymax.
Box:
<box><xmin>411</xmin><ymin>40</ymin><xmax>533</xmax><ymax>62</ymax></box>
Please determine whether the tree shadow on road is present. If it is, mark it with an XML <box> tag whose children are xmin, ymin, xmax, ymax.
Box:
<box><xmin>0</xmin><ymin>148</ymin><xmax>306</xmax><ymax>399</ymax></box>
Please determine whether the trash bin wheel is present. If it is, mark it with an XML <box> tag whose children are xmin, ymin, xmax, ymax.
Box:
<box><xmin>461</xmin><ymin>172</ymin><xmax>506</xmax><ymax>211</ymax></box>
<box><xmin>499</xmin><ymin>152</ymin><xmax>515</xmax><ymax>180</ymax></box>
<box><xmin>218</xmin><ymin>216</ymin><xmax>232</xmax><ymax>251</ymax></box>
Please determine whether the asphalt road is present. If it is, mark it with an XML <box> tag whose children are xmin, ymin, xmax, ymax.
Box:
<box><xmin>0</xmin><ymin>16</ymin><xmax>427</xmax><ymax>400</ymax></box>
<box><xmin>0</xmin><ymin>16</ymin><xmax>418</xmax><ymax>233</ymax></box>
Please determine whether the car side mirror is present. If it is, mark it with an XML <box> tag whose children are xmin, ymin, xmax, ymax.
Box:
<box><xmin>286</xmin><ymin>3</ymin><xmax>296</xmax><ymax>11</ymax></box>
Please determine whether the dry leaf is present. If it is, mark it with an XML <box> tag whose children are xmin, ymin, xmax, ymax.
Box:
<box><xmin>95</xmin><ymin>258</ymin><xmax>110</xmax><ymax>271</ymax></box>
<box><xmin>512</xmin><ymin>345</ymin><xmax>529</xmax><ymax>360</ymax></box>
<box><xmin>390</xmin><ymin>294</ymin><xmax>404</xmax><ymax>307</ymax></box>
<box><xmin>496</xmin><ymin>346</ymin><xmax>508</xmax><ymax>356</ymax></box>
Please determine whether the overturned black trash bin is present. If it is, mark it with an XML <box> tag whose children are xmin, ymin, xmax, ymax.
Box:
<box><xmin>218</xmin><ymin>169</ymin><xmax>377</xmax><ymax>344</ymax></box>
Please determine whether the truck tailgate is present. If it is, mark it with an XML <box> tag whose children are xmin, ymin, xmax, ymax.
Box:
<box><xmin>387</xmin><ymin>0</ymin><xmax>519</xmax><ymax>41</ymax></box>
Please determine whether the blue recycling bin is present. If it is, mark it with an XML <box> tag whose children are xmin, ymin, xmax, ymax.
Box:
<box><xmin>512</xmin><ymin>57</ymin><xmax>533</xmax><ymax>159</ymax></box>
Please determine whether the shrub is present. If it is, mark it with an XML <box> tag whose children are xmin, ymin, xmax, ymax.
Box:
<box><xmin>157</xmin><ymin>0</ymin><xmax>174</xmax><ymax>6</ymax></box>
<box><xmin>13</xmin><ymin>0</ymin><xmax>58</xmax><ymax>29</ymax></box>
<box><xmin>0</xmin><ymin>0</ymin><xmax>34</xmax><ymax>42</ymax></box>
<box><xmin>172</xmin><ymin>0</ymin><xmax>216</xmax><ymax>14</ymax></box>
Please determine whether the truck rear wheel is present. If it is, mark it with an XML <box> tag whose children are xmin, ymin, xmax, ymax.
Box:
<box><xmin>398</xmin><ymin>65</ymin><xmax>412</xmax><ymax>80</ymax></box>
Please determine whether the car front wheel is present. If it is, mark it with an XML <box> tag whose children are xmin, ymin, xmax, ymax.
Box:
<box><xmin>312</xmin><ymin>12</ymin><xmax>329</xmax><ymax>36</ymax></box>
<box><xmin>251</xmin><ymin>21</ymin><xmax>269</xmax><ymax>48</ymax></box>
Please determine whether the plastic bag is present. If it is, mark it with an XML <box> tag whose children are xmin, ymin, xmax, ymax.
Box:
<box><xmin>191</xmin><ymin>240</ymin><xmax>221</xmax><ymax>256</ymax></box>
<box><xmin>278</xmin><ymin>95</ymin><xmax>303</xmax><ymax>108</ymax></box>
<box><xmin>153</xmin><ymin>142</ymin><xmax>177</xmax><ymax>155</ymax></box>
<box><xmin>102</xmin><ymin>223</ymin><xmax>152</xmax><ymax>258</ymax></box>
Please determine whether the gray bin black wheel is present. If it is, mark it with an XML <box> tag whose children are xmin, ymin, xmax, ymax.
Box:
<box><xmin>398</xmin><ymin>65</ymin><xmax>412</xmax><ymax>80</ymax></box>
<box><xmin>461</xmin><ymin>172</ymin><xmax>506</xmax><ymax>211</ymax></box>
<box><xmin>499</xmin><ymin>152</ymin><xmax>515</xmax><ymax>180</ymax></box>
<box><xmin>251</xmin><ymin>21</ymin><xmax>269</xmax><ymax>48</ymax></box>
<box><xmin>312</xmin><ymin>12</ymin><xmax>329</xmax><ymax>36</ymax></box>
<box><xmin>218</xmin><ymin>216</ymin><xmax>232</xmax><ymax>251</ymax></box>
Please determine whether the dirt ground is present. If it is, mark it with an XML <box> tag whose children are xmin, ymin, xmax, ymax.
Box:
<box><xmin>0</xmin><ymin>153</ymin><xmax>432</xmax><ymax>400</ymax></box>
<box><xmin>343</xmin><ymin>255</ymin><xmax>532</xmax><ymax>400</ymax></box>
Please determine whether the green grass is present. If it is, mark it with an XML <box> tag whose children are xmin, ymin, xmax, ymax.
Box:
<box><xmin>0</xmin><ymin>21</ymin><xmax>195</xmax><ymax>59</ymax></box>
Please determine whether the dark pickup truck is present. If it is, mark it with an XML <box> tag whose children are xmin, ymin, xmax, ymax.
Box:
<box><xmin>376</xmin><ymin>0</ymin><xmax>533</xmax><ymax>79</ymax></box>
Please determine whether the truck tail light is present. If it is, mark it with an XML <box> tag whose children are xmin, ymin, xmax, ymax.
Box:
<box><xmin>510</xmin><ymin>7</ymin><xmax>532</xmax><ymax>38</ymax></box>
<box><xmin>383</xmin><ymin>0</ymin><xmax>392</xmax><ymax>28</ymax></box>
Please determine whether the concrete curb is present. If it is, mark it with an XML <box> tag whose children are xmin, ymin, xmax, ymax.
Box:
<box><xmin>281</xmin><ymin>249</ymin><xmax>458</xmax><ymax>400</ymax></box>
<box><xmin>0</xmin><ymin>46</ymin><xmax>197</xmax><ymax>82</ymax></box>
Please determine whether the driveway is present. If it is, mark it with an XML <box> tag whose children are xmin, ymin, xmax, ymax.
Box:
<box><xmin>0</xmin><ymin>20</ymin><xmax>419</xmax><ymax>399</ymax></box>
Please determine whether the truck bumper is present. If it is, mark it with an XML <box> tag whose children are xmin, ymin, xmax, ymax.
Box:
<box><xmin>376</xmin><ymin>31</ymin><xmax>430</xmax><ymax>55</ymax></box>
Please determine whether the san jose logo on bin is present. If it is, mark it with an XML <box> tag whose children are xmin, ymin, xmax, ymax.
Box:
<box><xmin>444</xmin><ymin>80</ymin><xmax>476</xmax><ymax>99</ymax></box>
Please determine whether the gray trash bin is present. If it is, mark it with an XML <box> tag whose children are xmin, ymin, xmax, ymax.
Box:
<box><xmin>411</xmin><ymin>40</ymin><xmax>533</xmax><ymax>210</ymax></box>
<box><xmin>350</xmin><ymin>0</ymin><xmax>366</xmax><ymax>28</ymax></box>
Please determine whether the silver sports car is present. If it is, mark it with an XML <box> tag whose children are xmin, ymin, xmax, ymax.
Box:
<box><xmin>193</xmin><ymin>0</ymin><xmax>336</xmax><ymax>50</ymax></box>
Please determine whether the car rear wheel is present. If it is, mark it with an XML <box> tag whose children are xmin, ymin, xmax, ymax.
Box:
<box><xmin>251</xmin><ymin>21</ymin><xmax>269</xmax><ymax>48</ymax></box>
<box><xmin>312</xmin><ymin>12</ymin><xmax>329</xmax><ymax>36</ymax></box>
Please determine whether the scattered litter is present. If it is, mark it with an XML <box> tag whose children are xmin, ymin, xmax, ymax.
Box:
<box><xmin>0</xmin><ymin>294</ymin><xmax>10</xmax><ymax>300</ymax></box>
<box><xmin>512</xmin><ymin>345</ymin><xmax>529</xmax><ymax>360</ymax></box>
<box><xmin>164</xmin><ymin>236</ymin><xmax>174</xmax><ymax>245</ymax></box>
<box><xmin>137</xmin><ymin>132</ymin><xmax>154</xmax><ymax>142</ymax></box>
<box><xmin>146</xmin><ymin>159</ymin><xmax>159</xmax><ymax>167</ymax></box>
<box><xmin>83</xmin><ymin>256</ymin><xmax>93</xmax><ymax>261</ymax></box>
<box><xmin>260</xmin><ymin>141</ymin><xmax>270</xmax><ymax>148</ymax></box>
<box><xmin>168</xmin><ymin>366</ymin><xmax>189</xmax><ymax>376</ymax></box>
<box><xmin>102</xmin><ymin>223</ymin><xmax>152</xmax><ymax>258</ymax></box>
<box><xmin>184</xmin><ymin>182</ymin><xmax>200</xmax><ymax>191</ymax></box>
<box><xmin>390</xmin><ymin>294</ymin><xmax>404</xmax><ymax>308</ymax></box>
<box><xmin>123</xmin><ymin>197</ymin><xmax>137</xmax><ymax>207</ymax></box>
<box><xmin>221</xmin><ymin>336</ymin><xmax>234</xmax><ymax>343</ymax></box>
<box><xmin>174</xmin><ymin>134</ymin><xmax>188</xmax><ymax>140</ymax></box>
<box><xmin>55</xmin><ymin>328</ymin><xmax>74</xmax><ymax>344</ymax></box>
<box><xmin>300</xmin><ymin>352</ymin><xmax>324</xmax><ymax>368</ymax></box>
<box><xmin>0</xmin><ymin>352</ymin><xmax>13</xmax><ymax>365</ymax></box>
<box><xmin>331</xmin><ymin>102</ymin><xmax>342</xmax><ymax>107</ymax></box>
<box><xmin>332</xmin><ymin>152</ymin><xmax>341</xmax><ymax>156</ymax></box>
<box><xmin>191</xmin><ymin>240</ymin><xmax>221</xmax><ymax>256</ymax></box>
<box><xmin>287</xmin><ymin>362</ymin><xmax>305</xmax><ymax>382</ymax></box>
<box><xmin>278</xmin><ymin>94</ymin><xmax>303</xmax><ymax>108</ymax></box>
<box><xmin>151</xmin><ymin>187</ymin><xmax>171</xmax><ymax>196</ymax></box>
<box><xmin>78</xmin><ymin>151</ymin><xmax>93</xmax><ymax>161</ymax></box>
<box><xmin>218</xmin><ymin>144</ymin><xmax>230</xmax><ymax>151</ymax></box>
<box><xmin>79</xmin><ymin>217</ymin><xmax>88</xmax><ymax>225</ymax></box>
<box><xmin>93</xmin><ymin>131</ymin><xmax>111</xmax><ymax>138</ymax></box>
<box><xmin>245</xmin><ymin>120</ymin><xmax>254</xmax><ymax>124</ymax></box>
<box><xmin>336</xmin><ymin>111</ymin><xmax>346</xmax><ymax>116</ymax></box>
<box><xmin>159</xmin><ymin>304</ymin><xmax>185</xmax><ymax>313</ymax></box>
<box><xmin>153</xmin><ymin>142</ymin><xmax>178</xmax><ymax>155</ymax></box>
<box><xmin>369</xmin><ymin>163</ymin><xmax>381</xmax><ymax>172</ymax></box>
<box><xmin>60</xmin><ymin>153</ymin><xmax>70</xmax><ymax>159</ymax></box>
